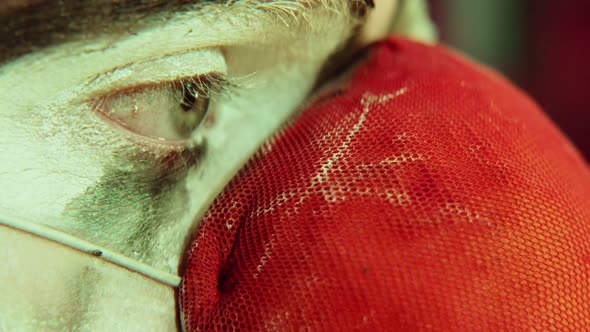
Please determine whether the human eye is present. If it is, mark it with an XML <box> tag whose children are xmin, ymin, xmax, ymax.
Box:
<box><xmin>95</xmin><ymin>74</ymin><xmax>227</xmax><ymax>144</ymax></box>
<box><xmin>74</xmin><ymin>47</ymin><xmax>232</xmax><ymax>149</ymax></box>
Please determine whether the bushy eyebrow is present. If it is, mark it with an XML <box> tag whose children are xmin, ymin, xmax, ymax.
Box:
<box><xmin>0</xmin><ymin>0</ymin><xmax>372</xmax><ymax>65</ymax></box>
<box><xmin>0</xmin><ymin>0</ymin><xmax>228</xmax><ymax>64</ymax></box>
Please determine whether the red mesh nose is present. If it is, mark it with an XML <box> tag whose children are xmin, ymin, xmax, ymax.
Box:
<box><xmin>180</xmin><ymin>37</ymin><xmax>590</xmax><ymax>331</ymax></box>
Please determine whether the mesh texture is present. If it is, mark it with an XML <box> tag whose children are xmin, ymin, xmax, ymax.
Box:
<box><xmin>180</xmin><ymin>37</ymin><xmax>590</xmax><ymax>331</ymax></box>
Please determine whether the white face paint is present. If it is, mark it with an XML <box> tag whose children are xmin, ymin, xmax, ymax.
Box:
<box><xmin>0</xmin><ymin>1</ymin><xmax>362</xmax><ymax>330</ymax></box>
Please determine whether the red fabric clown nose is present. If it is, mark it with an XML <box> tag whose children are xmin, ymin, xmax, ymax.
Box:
<box><xmin>180</xmin><ymin>37</ymin><xmax>590</xmax><ymax>331</ymax></box>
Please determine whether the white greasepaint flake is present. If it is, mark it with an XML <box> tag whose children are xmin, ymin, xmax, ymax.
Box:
<box><xmin>252</xmin><ymin>191</ymin><xmax>297</xmax><ymax>217</ymax></box>
<box><xmin>364</xmin><ymin>87</ymin><xmax>408</xmax><ymax>105</ymax></box>
<box><xmin>225</xmin><ymin>216</ymin><xmax>236</xmax><ymax>230</ymax></box>
<box><xmin>383</xmin><ymin>188</ymin><xmax>411</xmax><ymax>206</ymax></box>
<box><xmin>311</xmin><ymin>89</ymin><xmax>409</xmax><ymax>202</ymax></box>
<box><xmin>253</xmin><ymin>235</ymin><xmax>276</xmax><ymax>279</ymax></box>
<box><xmin>309</xmin><ymin>99</ymin><xmax>368</xmax><ymax>194</ymax></box>
<box><xmin>444</xmin><ymin>202</ymin><xmax>483</xmax><ymax>223</ymax></box>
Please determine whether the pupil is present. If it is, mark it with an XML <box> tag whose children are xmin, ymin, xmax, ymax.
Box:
<box><xmin>181</xmin><ymin>83</ymin><xmax>197</xmax><ymax>112</ymax></box>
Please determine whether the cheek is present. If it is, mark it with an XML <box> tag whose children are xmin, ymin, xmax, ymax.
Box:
<box><xmin>0</xmin><ymin>105</ymin><xmax>106</xmax><ymax>224</ymax></box>
<box><xmin>0</xmin><ymin>223</ymin><xmax>177</xmax><ymax>331</ymax></box>
<box><xmin>0</xmin><ymin>91</ymin><xmax>197</xmax><ymax>254</ymax></box>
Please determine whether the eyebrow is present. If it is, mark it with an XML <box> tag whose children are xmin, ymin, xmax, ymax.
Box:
<box><xmin>0</xmin><ymin>0</ymin><xmax>372</xmax><ymax>66</ymax></box>
<box><xmin>0</xmin><ymin>0</ymin><xmax>227</xmax><ymax>65</ymax></box>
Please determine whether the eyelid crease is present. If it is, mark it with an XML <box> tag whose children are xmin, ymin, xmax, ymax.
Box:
<box><xmin>79</xmin><ymin>47</ymin><xmax>227</xmax><ymax>102</ymax></box>
<box><xmin>101</xmin><ymin>73</ymin><xmax>234</xmax><ymax>102</ymax></box>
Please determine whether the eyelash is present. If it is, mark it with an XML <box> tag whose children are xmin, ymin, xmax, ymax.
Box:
<box><xmin>101</xmin><ymin>73</ymin><xmax>234</xmax><ymax>105</ymax></box>
<box><xmin>93</xmin><ymin>72</ymin><xmax>235</xmax><ymax>145</ymax></box>
<box><xmin>177</xmin><ymin>73</ymin><xmax>235</xmax><ymax>99</ymax></box>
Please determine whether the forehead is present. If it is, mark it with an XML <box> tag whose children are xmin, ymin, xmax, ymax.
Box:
<box><xmin>0</xmin><ymin>0</ymin><xmax>224</xmax><ymax>64</ymax></box>
<box><xmin>0</xmin><ymin>0</ymin><xmax>370</xmax><ymax>65</ymax></box>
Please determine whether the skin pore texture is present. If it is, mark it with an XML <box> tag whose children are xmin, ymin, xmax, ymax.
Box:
<box><xmin>0</xmin><ymin>0</ymin><xmax>434</xmax><ymax>330</ymax></box>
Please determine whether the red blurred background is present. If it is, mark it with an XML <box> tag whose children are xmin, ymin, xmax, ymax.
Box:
<box><xmin>427</xmin><ymin>0</ymin><xmax>590</xmax><ymax>160</ymax></box>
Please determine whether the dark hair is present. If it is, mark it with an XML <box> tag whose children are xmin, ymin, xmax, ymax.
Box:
<box><xmin>0</xmin><ymin>0</ymin><xmax>225</xmax><ymax>64</ymax></box>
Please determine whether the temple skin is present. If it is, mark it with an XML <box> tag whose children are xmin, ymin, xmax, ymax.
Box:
<box><xmin>0</xmin><ymin>0</ymin><xmax>433</xmax><ymax>330</ymax></box>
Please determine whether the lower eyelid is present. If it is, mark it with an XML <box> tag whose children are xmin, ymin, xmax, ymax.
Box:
<box><xmin>127</xmin><ymin>145</ymin><xmax>203</xmax><ymax>183</ymax></box>
<box><xmin>94</xmin><ymin>105</ymin><xmax>201</xmax><ymax>150</ymax></box>
<box><xmin>92</xmin><ymin>74</ymin><xmax>227</xmax><ymax>149</ymax></box>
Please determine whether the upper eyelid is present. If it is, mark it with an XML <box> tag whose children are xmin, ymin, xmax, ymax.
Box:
<box><xmin>2</xmin><ymin>4</ymin><xmax>340</xmax><ymax>110</ymax></box>
<box><xmin>77</xmin><ymin>47</ymin><xmax>227</xmax><ymax>102</ymax></box>
<box><xmin>97</xmin><ymin>74</ymin><xmax>233</xmax><ymax>107</ymax></box>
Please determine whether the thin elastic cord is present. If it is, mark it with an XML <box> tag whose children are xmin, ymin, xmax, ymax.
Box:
<box><xmin>0</xmin><ymin>213</ymin><xmax>181</xmax><ymax>288</ymax></box>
